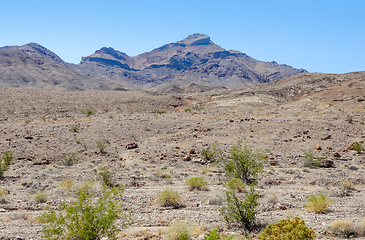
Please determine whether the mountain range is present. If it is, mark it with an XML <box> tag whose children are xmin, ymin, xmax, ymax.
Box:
<box><xmin>0</xmin><ymin>33</ymin><xmax>307</xmax><ymax>91</ymax></box>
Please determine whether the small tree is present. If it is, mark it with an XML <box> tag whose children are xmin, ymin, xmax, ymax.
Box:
<box><xmin>224</xmin><ymin>143</ymin><xmax>265</xmax><ymax>184</ymax></box>
<box><xmin>0</xmin><ymin>151</ymin><xmax>12</xmax><ymax>177</ymax></box>
<box><xmin>221</xmin><ymin>185</ymin><xmax>260</xmax><ymax>230</ymax></box>
<box><xmin>39</xmin><ymin>185</ymin><xmax>129</xmax><ymax>240</ymax></box>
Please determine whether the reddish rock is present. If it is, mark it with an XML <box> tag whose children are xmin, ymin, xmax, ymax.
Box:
<box><xmin>315</xmin><ymin>145</ymin><xmax>321</xmax><ymax>150</ymax></box>
<box><xmin>126</xmin><ymin>141</ymin><xmax>138</xmax><ymax>149</ymax></box>
<box><xmin>189</xmin><ymin>149</ymin><xmax>195</xmax><ymax>154</ymax></box>
<box><xmin>334</xmin><ymin>152</ymin><xmax>341</xmax><ymax>158</ymax></box>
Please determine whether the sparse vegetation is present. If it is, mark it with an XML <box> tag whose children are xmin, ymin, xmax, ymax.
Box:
<box><xmin>157</xmin><ymin>110</ymin><xmax>166</xmax><ymax>114</ymax></box>
<box><xmin>304</xmin><ymin>193</ymin><xmax>333</xmax><ymax>213</ymax></box>
<box><xmin>41</xmin><ymin>115</ymin><xmax>46</xmax><ymax>121</ymax></box>
<box><xmin>342</xmin><ymin>180</ymin><xmax>356</xmax><ymax>191</ymax></box>
<box><xmin>225</xmin><ymin>178</ymin><xmax>246</xmax><ymax>192</ymax></box>
<box><xmin>0</xmin><ymin>151</ymin><xmax>12</xmax><ymax>177</ymax></box>
<box><xmin>224</xmin><ymin>143</ymin><xmax>265</xmax><ymax>184</ymax></box>
<box><xmin>38</xmin><ymin>185</ymin><xmax>129</xmax><ymax>240</ymax></box>
<box><xmin>352</xmin><ymin>141</ymin><xmax>364</xmax><ymax>153</ymax></box>
<box><xmin>258</xmin><ymin>217</ymin><xmax>316</xmax><ymax>240</ymax></box>
<box><xmin>96</xmin><ymin>140</ymin><xmax>106</xmax><ymax>153</ymax></box>
<box><xmin>347</xmin><ymin>115</ymin><xmax>353</xmax><ymax>123</ymax></box>
<box><xmin>61</xmin><ymin>153</ymin><xmax>77</xmax><ymax>166</ymax></box>
<box><xmin>185</xmin><ymin>176</ymin><xmax>208</xmax><ymax>191</ymax></box>
<box><xmin>96</xmin><ymin>166</ymin><xmax>113</xmax><ymax>187</ymax></box>
<box><xmin>328</xmin><ymin>219</ymin><xmax>356</xmax><ymax>238</ymax></box>
<box><xmin>184</xmin><ymin>108</ymin><xmax>191</xmax><ymax>112</ymax></box>
<box><xmin>221</xmin><ymin>185</ymin><xmax>260</xmax><ymax>230</ymax></box>
<box><xmin>59</xmin><ymin>178</ymin><xmax>74</xmax><ymax>192</ymax></box>
<box><xmin>302</xmin><ymin>150</ymin><xmax>323</xmax><ymax>168</ymax></box>
<box><xmin>157</xmin><ymin>189</ymin><xmax>183</xmax><ymax>208</ymax></box>
<box><xmin>0</xmin><ymin>187</ymin><xmax>8</xmax><ymax>203</ymax></box>
<box><xmin>33</xmin><ymin>191</ymin><xmax>48</xmax><ymax>203</ymax></box>
<box><xmin>201</xmin><ymin>142</ymin><xmax>222</xmax><ymax>162</ymax></box>
<box><xmin>24</xmin><ymin>112</ymin><xmax>29</xmax><ymax>117</ymax></box>
<box><xmin>82</xmin><ymin>110</ymin><xmax>93</xmax><ymax>117</ymax></box>
<box><xmin>166</xmin><ymin>219</ymin><xmax>192</xmax><ymax>240</ymax></box>
<box><xmin>70</xmin><ymin>125</ymin><xmax>79</xmax><ymax>132</ymax></box>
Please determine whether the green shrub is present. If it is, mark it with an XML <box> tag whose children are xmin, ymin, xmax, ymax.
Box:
<box><xmin>184</xmin><ymin>108</ymin><xmax>191</xmax><ymax>112</ymax></box>
<box><xmin>82</xmin><ymin>110</ymin><xmax>93</xmax><ymax>117</ymax></box>
<box><xmin>0</xmin><ymin>151</ymin><xmax>12</xmax><ymax>177</ymax></box>
<box><xmin>157</xmin><ymin>189</ymin><xmax>183</xmax><ymax>208</ymax></box>
<box><xmin>302</xmin><ymin>150</ymin><xmax>323</xmax><ymax>168</ymax></box>
<box><xmin>347</xmin><ymin>115</ymin><xmax>353</xmax><ymax>123</ymax></box>
<box><xmin>0</xmin><ymin>187</ymin><xmax>8</xmax><ymax>203</ymax></box>
<box><xmin>204</xmin><ymin>229</ymin><xmax>220</xmax><ymax>240</ymax></box>
<box><xmin>201</xmin><ymin>142</ymin><xmax>222</xmax><ymax>162</ymax></box>
<box><xmin>61</xmin><ymin>153</ymin><xmax>77</xmax><ymax>166</ymax></box>
<box><xmin>224</xmin><ymin>143</ymin><xmax>265</xmax><ymax>184</ymax></box>
<box><xmin>166</xmin><ymin>219</ymin><xmax>192</xmax><ymax>240</ymax></box>
<box><xmin>304</xmin><ymin>193</ymin><xmax>333</xmax><ymax>213</ymax></box>
<box><xmin>186</xmin><ymin>177</ymin><xmax>208</xmax><ymax>191</ymax></box>
<box><xmin>225</xmin><ymin>178</ymin><xmax>246</xmax><ymax>192</ymax></box>
<box><xmin>38</xmin><ymin>185</ymin><xmax>129</xmax><ymax>240</ymax></box>
<box><xmin>24</xmin><ymin>113</ymin><xmax>29</xmax><ymax>117</ymax></box>
<box><xmin>342</xmin><ymin>180</ymin><xmax>356</xmax><ymax>191</ymax></box>
<box><xmin>157</xmin><ymin>110</ymin><xmax>166</xmax><ymax>114</ymax></box>
<box><xmin>352</xmin><ymin>141</ymin><xmax>364</xmax><ymax>153</ymax></box>
<box><xmin>96</xmin><ymin>166</ymin><xmax>113</xmax><ymax>187</ymax></box>
<box><xmin>33</xmin><ymin>191</ymin><xmax>48</xmax><ymax>203</ymax></box>
<box><xmin>96</xmin><ymin>141</ymin><xmax>106</xmax><ymax>153</ymax></box>
<box><xmin>258</xmin><ymin>217</ymin><xmax>316</xmax><ymax>240</ymax></box>
<box><xmin>221</xmin><ymin>185</ymin><xmax>260</xmax><ymax>230</ymax></box>
<box><xmin>70</xmin><ymin>125</ymin><xmax>79</xmax><ymax>132</ymax></box>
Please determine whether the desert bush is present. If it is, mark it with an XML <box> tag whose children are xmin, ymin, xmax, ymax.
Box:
<box><xmin>38</xmin><ymin>185</ymin><xmax>129</xmax><ymax>240</ymax></box>
<box><xmin>157</xmin><ymin>110</ymin><xmax>165</xmax><ymax>114</ymax></box>
<box><xmin>224</xmin><ymin>143</ymin><xmax>265</xmax><ymax>184</ymax></box>
<box><xmin>204</xmin><ymin>229</ymin><xmax>220</xmax><ymax>240</ymax></box>
<box><xmin>96</xmin><ymin>166</ymin><xmax>113</xmax><ymax>187</ymax></box>
<box><xmin>0</xmin><ymin>150</ymin><xmax>12</xmax><ymax>177</ymax></box>
<box><xmin>304</xmin><ymin>193</ymin><xmax>332</xmax><ymax>213</ymax></box>
<box><xmin>59</xmin><ymin>178</ymin><xmax>74</xmax><ymax>192</ymax></box>
<box><xmin>70</xmin><ymin>125</ymin><xmax>79</xmax><ymax>132</ymax></box>
<box><xmin>352</xmin><ymin>141</ymin><xmax>364</xmax><ymax>153</ymax></box>
<box><xmin>208</xmin><ymin>191</ymin><xmax>225</xmax><ymax>206</ymax></box>
<box><xmin>186</xmin><ymin>177</ymin><xmax>208</xmax><ymax>191</ymax></box>
<box><xmin>357</xmin><ymin>217</ymin><xmax>365</xmax><ymax>237</ymax></box>
<box><xmin>41</xmin><ymin>115</ymin><xmax>46</xmax><ymax>121</ymax></box>
<box><xmin>225</xmin><ymin>178</ymin><xmax>246</xmax><ymax>192</ymax></box>
<box><xmin>96</xmin><ymin>141</ymin><xmax>106</xmax><ymax>153</ymax></box>
<box><xmin>347</xmin><ymin>115</ymin><xmax>353</xmax><ymax>123</ymax></box>
<box><xmin>33</xmin><ymin>191</ymin><xmax>48</xmax><ymax>203</ymax></box>
<box><xmin>328</xmin><ymin>219</ymin><xmax>356</xmax><ymax>238</ymax></box>
<box><xmin>258</xmin><ymin>217</ymin><xmax>316</xmax><ymax>240</ymax></box>
<box><xmin>82</xmin><ymin>110</ymin><xmax>93</xmax><ymax>117</ymax></box>
<box><xmin>157</xmin><ymin>189</ymin><xmax>183</xmax><ymax>208</ymax></box>
<box><xmin>201</xmin><ymin>142</ymin><xmax>222</xmax><ymax>162</ymax></box>
<box><xmin>0</xmin><ymin>187</ymin><xmax>8</xmax><ymax>203</ymax></box>
<box><xmin>61</xmin><ymin>153</ymin><xmax>77</xmax><ymax>166</ymax></box>
<box><xmin>166</xmin><ymin>219</ymin><xmax>192</xmax><ymax>240</ymax></box>
<box><xmin>342</xmin><ymin>180</ymin><xmax>356</xmax><ymax>191</ymax></box>
<box><xmin>302</xmin><ymin>150</ymin><xmax>323</xmax><ymax>168</ymax></box>
<box><xmin>184</xmin><ymin>108</ymin><xmax>191</xmax><ymax>112</ymax></box>
<box><xmin>221</xmin><ymin>185</ymin><xmax>260</xmax><ymax>230</ymax></box>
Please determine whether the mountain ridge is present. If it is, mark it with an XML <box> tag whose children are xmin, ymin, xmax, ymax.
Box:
<box><xmin>0</xmin><ymin>33</ymin><xmax>307</xmax><ymax>91</ymax></box>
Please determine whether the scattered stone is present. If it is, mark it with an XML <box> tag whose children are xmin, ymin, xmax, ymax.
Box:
<box><xmin>349</xmin><ymin>165</ymin><xmax>359</xmax><ymax>171</ymax></box>
<box><xmin>175</xmin><ymin>146</ymin><xmax>180</xmax><ymax>149</ymax></box>
<box><xmin>125</xmin><ymin>141</ymin><xmax>138</xmax><ymax>149</ymax></box>
<box><xmin>334</xmin><ymin>152</ymin><xmax>341</xmax><ymax>158</ymax></box>
<box><xmin>189</xmin><ymin>149</ymin><xmax>195</xmax><ymax>154</ymax></box>
<box><xmin>183</xmin><ymin>155</ymin><xmax>191</xmax><ymax>161</ymax></box>
<box><xmin>327</xmin><ymin>146</ymin><xmax>332</xmax><ymax>150</ymax></box>
<box><xmin>315</xmin><ymin>145</ymin><xmax>321</xmax><ymax>150</ymax></box>
<box><xmin>321</xmin><ymin>159</ymin><xmax>334</xmax><ymax>168</ymax></box>
<box><xmin>321</xmin><ymin>135</ymin><xmax>331</xmax><ymax>140</ymax></box>
<box><xmin>229</xmin><ymin>119</ymin><xmax>234</xmax><ymax>122</ymax></box>
<box><xmin>269</xmin><ymin>160</ymin><xmax>278</xmax><ymax>166</ymax></box>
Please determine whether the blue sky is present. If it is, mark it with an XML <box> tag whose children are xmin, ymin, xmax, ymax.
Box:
<box><xmin>1</xmin><ymin>0</ymin><xmax>364</xmax><ymax>74</ymax></box>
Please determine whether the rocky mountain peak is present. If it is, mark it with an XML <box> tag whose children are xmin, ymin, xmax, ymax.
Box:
<box><xmin>20</xmin><ymin>43</ymin><xmax>64</xmax><ymax>63</ymax></box>
<box><xmin>179</xmin><ymin>33</ymin><xmax>212</xmax><ymax>46</ymax></box>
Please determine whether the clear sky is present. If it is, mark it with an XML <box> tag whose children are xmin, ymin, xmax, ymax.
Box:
<box><xmin>1</xmin><ymin>0</ymin><xmax>364</xmax><ymax>74</ymax></box>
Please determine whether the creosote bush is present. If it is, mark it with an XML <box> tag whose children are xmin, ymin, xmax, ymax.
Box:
<box><xmin>157</xmin><ymin>189</ymin><xmax>183</xmax><ymax>208</ymax></box>
<box><xmin>304</xmin><ymin>193</ymin><xmax>333</xmax><ymax>213</ymax></box>
<box><xmin>328</xmin><ymin>219</ymin><xmax>356</xmax><ymax>238</ymax></box>
<box><xmin>0</xmin><ymin>150</ymin><xmax>12</xmax><ymax>177</ymax></box>
<box><xmin>201</xmin><ymin>142</ymin><xmax>222</xmax><ymax>162</ymax></box>
<box><xmin>224</xmin><ymin>143</ymin><xmax>265</xmax><ymax>184</ymax></box>
<box><xmin>221</xmin><ymin>185</ymin><xmax>260</xmax><ymax>230</ymax></box>
<box><xmin>225</xmin><ymin>178</ymin><xmax>246</xmax><ymax>192</ymax></box>
<box><xmin>96</xmin><ymin>166</ymin><xmax>113</xmax><ymax>187</ymax></box>
<box><xmin>185</xmin><ymin>177</ymin><xmax>208</xmax><ymax>191</ymax></box>
<box><xmin>166</xmin><ymin>219</ymin><xmax>193</xmax><ymax>240</ymax></box>
<box><xmin>258</xmin><ymin>217</ymin><xmax>316</xmax><ymax>240</ymax></box>
<box><xmin>39</xmin><ymin>185</ymin><xmax>129</xmax><ymax>240</ymax></box>
<box><xmin>96</xmin><ymin>141</ymin><xmax>106</xmax><ymax>153</ymax></box>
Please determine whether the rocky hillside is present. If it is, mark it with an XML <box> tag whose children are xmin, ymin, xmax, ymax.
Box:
<box><xmin>78</xmin><ymin>33</ymin><xmax>307</xmax><ymax>90</ymax></box>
